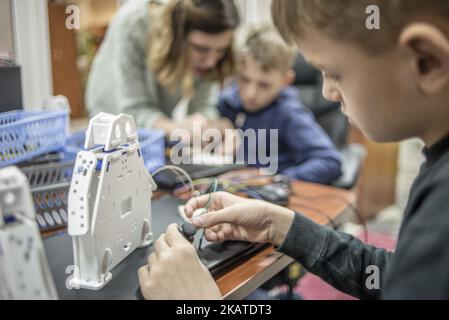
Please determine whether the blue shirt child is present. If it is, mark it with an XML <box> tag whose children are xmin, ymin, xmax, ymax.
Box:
<box><xmin>218</xmin><ymin>84</ymin><xmax>342</xmax><ymax>184</ymax></box>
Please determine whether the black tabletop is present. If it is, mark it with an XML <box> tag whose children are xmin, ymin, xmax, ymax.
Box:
<box><xmin>43</xmin><ymin>195</ymin><xmax>265</xmax><ymax>300</ymax></box>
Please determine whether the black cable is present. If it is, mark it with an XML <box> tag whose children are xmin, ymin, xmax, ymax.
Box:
<box><xmin>198</xmin><ymin>178</ymin><xmax>218</xmax><ymax>251</ymax></box>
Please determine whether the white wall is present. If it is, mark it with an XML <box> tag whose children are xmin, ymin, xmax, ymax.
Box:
<box><xmin>11</xmin><ymin>0</ymin><xmax>53</xmax><ymax>110</ymax></box>
<box><xmin>0</xmin><ymin>0</ymin><xmax>14</xmax><ymax>53</ymax></box>
<box><xmin>241</xmin><ymin>0</ymin><xmax>272</xmax><ymax>24</ymax></box>
<box><xmin>234</xmin><ymin>0</ymin><xmax>273</xmax><ymax>47</ymax></box>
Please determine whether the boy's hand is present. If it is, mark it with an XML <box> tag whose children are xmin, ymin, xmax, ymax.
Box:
<box><xmin>184</xmin><ymin>192</ymin><xmax>295</xmax><ymax>247</ymax></box>
<box><xmin>138</xmin><ymin>224</ymin><xmax>222</xmax><ymax>300</ymax></box>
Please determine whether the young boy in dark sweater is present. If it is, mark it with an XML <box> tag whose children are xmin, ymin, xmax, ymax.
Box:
<box><xmin>139</xmin><ymin>0</ymin><xmax>449</xmax><ymax>300</ymax></box>
<box><xmin>218</xmin><ymin>25</ymin><xmax>342</xmax><ymax>184</ymax></box>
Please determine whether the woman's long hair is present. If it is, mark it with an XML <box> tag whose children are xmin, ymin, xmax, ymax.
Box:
<box><xmin>148</xmin><ymin>0</ymin><xmax>240</xmax><ymax>97</ymax></box>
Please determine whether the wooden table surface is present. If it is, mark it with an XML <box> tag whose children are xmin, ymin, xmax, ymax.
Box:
<box><xmin>215</xmin><ymin>180</ymin><xmax>355</xmax><ymax>300</ymax></box>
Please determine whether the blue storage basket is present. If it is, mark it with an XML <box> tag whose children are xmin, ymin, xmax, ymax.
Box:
<box><xmin>0</xmin><ymin>110</ymin><xmax>69</xmax><ymax>168</ymax></box>
<box><xmin>19</xmin><ymin>160</ymin><xmax>74</xmax><ymax>232</ymax></box>
<box><xmin>64</xmin><ymin>128</ymin><xmax>166</xmax><ymax>173</ymax></box>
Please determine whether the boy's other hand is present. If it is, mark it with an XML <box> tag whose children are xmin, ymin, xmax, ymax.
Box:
<box><xmin>184</xmin><ymin>192</ymin><xmax>295</xmax><ymax>247</ymax></box>
<box><xmin>138</xmin><ymin>224</ymin><xmax>222</xmax><ymax>300</ymax></box>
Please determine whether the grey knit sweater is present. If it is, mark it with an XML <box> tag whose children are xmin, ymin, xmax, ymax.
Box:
<box><xmin>85</xmin><ymin>0</ymin><xmax>220</xmax><ymax>128</ymax></box>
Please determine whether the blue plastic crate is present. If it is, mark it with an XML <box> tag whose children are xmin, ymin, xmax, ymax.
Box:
<box><xmin>64</xmin><ymin>128</ymin><xmax>166</xmax><ymax>173</ymax></box>
<box><xmin>19</xmin><ymin>160</ymin><xmax>74</xmax><ymax>232</ymax></box>
<box><xmin>0</xmin><ymin>110</ymin><xmax>69</xmax><ymax>168</ymax></box>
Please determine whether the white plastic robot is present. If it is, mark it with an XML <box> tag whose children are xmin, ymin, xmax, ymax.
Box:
<box><xmin>68</xmin><ymin>113</ymin><xmax>156</xmax><ymax>290</ymax></box>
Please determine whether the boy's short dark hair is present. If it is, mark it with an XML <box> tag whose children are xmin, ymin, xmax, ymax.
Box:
<box><xmin>272</xmin><ymin>0</ymin><xmax>449</xmax><ymax>54</ymax></box>
<box><xmin>239</xmin><ymin>24</ymin><xmax>296</xmax><ymax>73</ymax></box>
